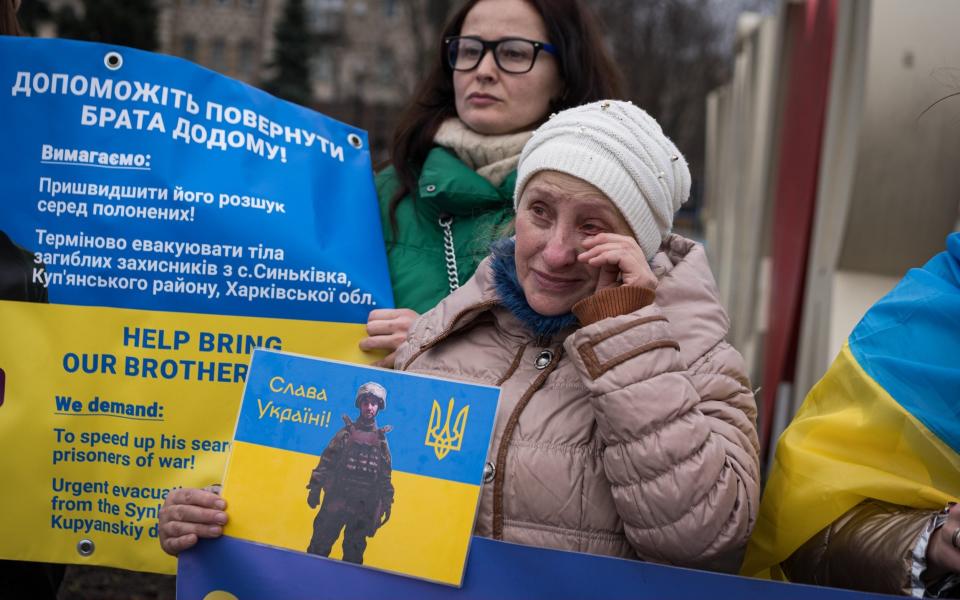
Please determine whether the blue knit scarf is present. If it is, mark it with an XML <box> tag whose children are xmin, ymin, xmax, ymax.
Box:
<box><xmin>490</xmin><ymin>238</ymin><xmax>578</xmax><ymax>339</ymax></box>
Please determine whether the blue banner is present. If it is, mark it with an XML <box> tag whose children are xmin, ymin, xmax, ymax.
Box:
<box><xmin>177</xmin><ymin>535</ymin><xmax>896</xmax><ymax>600</ymax></box>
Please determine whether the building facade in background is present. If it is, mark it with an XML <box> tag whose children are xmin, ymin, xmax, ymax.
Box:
<box><xmin>158</xmin><ymin>0</ymin><xmax>270</xmax><ymax>84</ymax></box>
<box><xmin>156</xmin><ymin>0</ymin><xmax>424</xmax><ymax>161</ymax></box>
<box><xmin>704</xmin><ymin>0</ymin><xmax>960</xmax><ymax>465</ymax></box>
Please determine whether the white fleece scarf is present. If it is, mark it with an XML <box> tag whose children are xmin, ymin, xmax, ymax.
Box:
<box><xmin>433</xmin><ymin>118</ymin><xmax>533</xmax><ymax>187</ymax></box>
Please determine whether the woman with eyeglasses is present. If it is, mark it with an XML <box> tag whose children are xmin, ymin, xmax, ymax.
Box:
<box><xmin>359</xmin><ymin>0</ymin><xmax>624</xmax><ymax>368</ymax></box>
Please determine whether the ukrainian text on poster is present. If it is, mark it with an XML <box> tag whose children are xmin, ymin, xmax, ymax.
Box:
<box><xmin>0</xmin><ymin>37</ymin><xmax>392</xmax><ymax>574</ymax></box>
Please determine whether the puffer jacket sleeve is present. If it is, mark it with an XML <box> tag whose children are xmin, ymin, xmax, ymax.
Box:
<box><xmin>392</xmin><ymin>313</ymin><xmax>427</xmax><ymax>371</ymax></box>
<box><xmin>781</xmin><ymin>500</ymin><xmax>934</xmax><ymax>595</ymax></box>
<box><xmin>564</xmin><ymin>304</ymin><xmax>760</xmax><ymax>573</ymax></box>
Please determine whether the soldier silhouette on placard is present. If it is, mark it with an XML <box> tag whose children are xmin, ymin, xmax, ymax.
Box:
<box><xmin>305</xmin><ymin>382</ymin><xmax>394</xmax><ymax>564</ymax></box>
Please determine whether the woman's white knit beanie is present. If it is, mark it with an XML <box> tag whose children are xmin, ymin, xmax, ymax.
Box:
<box><xmin>514</xmin><ymin>100</ymin><xmax>691</xmax><ymax>260</ymax></box>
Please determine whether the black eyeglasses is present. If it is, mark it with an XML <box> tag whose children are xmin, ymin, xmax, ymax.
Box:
<box><xmin>444</xmin><ymin>36</ymin><xmax>558</xmax><ymax>74</ymax></box>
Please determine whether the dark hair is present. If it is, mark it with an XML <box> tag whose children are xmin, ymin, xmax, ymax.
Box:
<box><xmin>1</xmin><ymin>0</ymin><xmax>20</xmax><ymax>36</ymax></box>
<box><xmin>387</xmin><ymin>0</ymin><xmax>624</xmax><ymax>230</ymax></box>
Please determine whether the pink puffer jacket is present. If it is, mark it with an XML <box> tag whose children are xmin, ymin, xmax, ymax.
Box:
<box><xmin>394</xmin><ymin>235</ymin><xmax>760</xmax><ymax>573</ymax></box>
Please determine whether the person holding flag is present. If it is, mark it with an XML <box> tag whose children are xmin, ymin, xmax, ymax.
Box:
<box><xmin>742</xmin><ymin>232</ymin><xmax>960</xmax><ymax>596</ymax></box>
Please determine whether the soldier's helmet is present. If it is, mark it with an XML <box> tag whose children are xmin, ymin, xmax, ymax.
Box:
<box><xmin>355</xmin><ymin>381</ymin><xmax>387</xmax><ymax>411</ymax></box>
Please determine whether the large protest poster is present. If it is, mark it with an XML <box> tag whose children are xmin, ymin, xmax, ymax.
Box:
<box><xmin>0</xmin><ymin>37</ymin><xmax>392</xmax><ymax>574</ymax></box>
<box><xmin>221</xmin><ymin>350</ymin><xmax>500</xmax><ymax>586</ymax></box>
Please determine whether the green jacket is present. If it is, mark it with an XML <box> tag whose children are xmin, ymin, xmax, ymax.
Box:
<box><xmin>376</xmin><ymin>147</ymin><xmax>516</xmax><ymax>314</ymax></box>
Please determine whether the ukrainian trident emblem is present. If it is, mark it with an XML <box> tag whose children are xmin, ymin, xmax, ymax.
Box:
<box><xmin>425</xmin><ymin>397</ymin><xmax>469</xmax><ymax>460</ymax></box>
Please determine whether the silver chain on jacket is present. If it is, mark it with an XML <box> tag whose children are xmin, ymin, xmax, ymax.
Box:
<box><xmin>438</xmin><ymin>213</ymin><xmax>459</xmax><ymax>293</ymax></box>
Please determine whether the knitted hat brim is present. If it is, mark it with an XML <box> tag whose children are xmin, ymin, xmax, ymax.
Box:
<box><xmin>514</xmin><ymin>140</ymin><xmax>671</xmax><ymax>260</ymax></box>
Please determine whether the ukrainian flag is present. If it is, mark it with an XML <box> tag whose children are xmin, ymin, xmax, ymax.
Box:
<box><xmin>743</xmin><ymin>233</ymin><xmax>960</xmax><ymax>578</ymax></box>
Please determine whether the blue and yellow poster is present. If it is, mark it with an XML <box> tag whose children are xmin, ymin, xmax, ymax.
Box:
<box><xmin>0</xmin><ymin>37</ymin><xmax>392</xmax><ymax>574</ymax></box>
<box><xmin>221</xmin><ymin>350</ymin><xmax>500</xmax><ymax>586</ymax></box>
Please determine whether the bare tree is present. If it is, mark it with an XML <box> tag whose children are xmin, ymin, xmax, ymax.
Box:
<box><xmin>594</xmin><ymin>0</ymin><xmax>730</xmax><ymax>218</ymax></box>
<box><xmin>595</xmin><ymin>0</ymin><xmax>774</xmax><ymax>221</ymax></box>
<box><xmin>401</xmin><ymin>0</ymin><xmax>455</xmax><ymax>85</ymax></box>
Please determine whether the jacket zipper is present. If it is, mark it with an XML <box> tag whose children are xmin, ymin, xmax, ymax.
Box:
<box><xmin>491</xmin><ymin>345</ymin><xmax>563</xmax><ymax>540</ymax></box>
